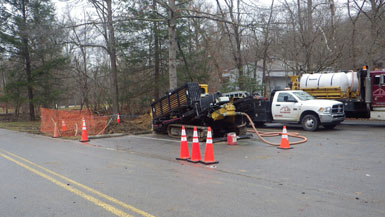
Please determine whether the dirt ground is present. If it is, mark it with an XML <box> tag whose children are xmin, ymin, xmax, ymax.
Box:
<box><xmin>104</xmin><ymin>113</ymin><xmax>152</xmax><ymax>134</ymax></box>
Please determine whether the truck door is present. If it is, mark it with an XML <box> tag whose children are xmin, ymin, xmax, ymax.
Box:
<box><xmin>272</xmin><ymin>92</ymin><xmax>300</xmax><ymax>121</ymax></box>
<box><xmin>371</xmin><ymin>72</ymin><xmax>385</xmax><ymax>108</ymax></box>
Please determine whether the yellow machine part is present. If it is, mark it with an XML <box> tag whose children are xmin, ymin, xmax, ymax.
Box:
<box><xmin>211</xmin><ymin>103</ymin><xmax>236</xmax><ymax>121</ymax></box>
<box><xmin>289</xmin><ymin>76</ymin><xmax>299</xmax><ymax>90</ymax></box>
<box><xmin>302</xmin><ymin>87</ymin><xmax>348</xmax><ymax>99</ymax></box>
<box><xmin>199</xmin><ymin>84</ymin><xmax>208</xmax><ymax>94</ymax></box>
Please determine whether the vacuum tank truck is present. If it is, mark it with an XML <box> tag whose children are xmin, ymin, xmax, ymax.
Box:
<box><xmin>290</xmin><ymin>66</ymin><xmax>385</xmax><ymax>120</ymax></box>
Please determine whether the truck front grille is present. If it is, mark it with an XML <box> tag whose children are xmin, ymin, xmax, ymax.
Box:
<box><xmin>332</xmin><ymin>104</ymin><xmax>344</xmax><ymax>114</ymax></box>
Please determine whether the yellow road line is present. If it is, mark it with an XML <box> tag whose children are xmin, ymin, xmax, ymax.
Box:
<box><xmin>0</xmin><ymin>150</ymin><xmax>155</xmax><ymax>217</ymax></box>
<box><xmin>0</xmin><ymin>152</ymin><xmax>133</xmax><ymax>217</ymax></box>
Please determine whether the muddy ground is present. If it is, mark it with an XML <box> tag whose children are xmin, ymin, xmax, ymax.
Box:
<box><xmin>105</xmin><ymin>113</ymin><xmax>152</xmax><ymax>134</ymax></box>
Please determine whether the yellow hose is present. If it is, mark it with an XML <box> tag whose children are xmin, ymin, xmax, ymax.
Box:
<box><xmin>239</xmin><ymin>112</ymin><xmax>308</xmax><ymax>146</ymax></box>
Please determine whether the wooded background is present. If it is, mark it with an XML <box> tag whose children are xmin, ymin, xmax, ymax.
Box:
<box><xmin>1</xmin><ymin>0</ymin><xmax>384</xmax><ymax>120</ymax></box>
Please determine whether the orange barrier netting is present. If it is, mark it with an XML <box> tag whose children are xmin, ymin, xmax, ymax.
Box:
<box><xmin>40</xmin><ymin>108</ymin><xmax>109</xmax><ymax>137</ymax></box>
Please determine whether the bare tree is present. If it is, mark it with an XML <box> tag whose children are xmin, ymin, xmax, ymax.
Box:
<box><xmin>153</xmin><ymin>0</ymin><xmax>161</xmax><ymax>99</ymax></box>
<box><xmin>21</xmin><ymin>0</ymin><xmax>35</xmax><ymax>121</ymax></box>
<box><xmin>347</xmin><ymin>0</ymin><xmax>364</xmax><ymax>69</ymax></box>
<box><xmin>354</xmin><ymin>0</ymin><xmax>385</xmax><ymax>67</ymax></box>
<box><xmin>70</xmin><ymin>25</ymin><xmax>90</xmax><ymax>110</ymax></box>
<box><xmin>261</xmin><ymin>0</ymin><xmax>275</xmax><ymax>95</ymax></box>
<box><xmin>216</xmin><ymin>0</ymin><xmax>245</xmax><ymax>89</ymax></box>
<box><xmin>329</xmin><ymin>0</ymin><xmax>337</xmax><ymax>52</ymax></box>
<box><xmin>306</xmin><ymin>0</ymin><xmax>313</xmax><ymax>73</ymax></box>
<box><xmin>89</xmin><ymin>0</ymin><xmax>119</xmax><ymax>114</ymax></box>
<box><xmin>167</xmin><ymin>0</ymin><xmax>178</xmax><ymax>89</ymax></box>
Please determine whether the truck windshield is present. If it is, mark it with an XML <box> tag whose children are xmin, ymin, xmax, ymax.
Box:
<box><xmin>292</xmin><ymin>91</ymin><xmax>314</xmax><ymax>101</ymax></box>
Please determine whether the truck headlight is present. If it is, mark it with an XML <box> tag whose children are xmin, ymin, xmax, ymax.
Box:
<box><xmin>319</xmin><ymin>107</ymin><xmax>331</xmax><ymax>114</ymax></box>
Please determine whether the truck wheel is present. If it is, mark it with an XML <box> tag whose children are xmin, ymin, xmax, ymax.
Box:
<box><xmin>301</xmin><ymin>114</ymin><xmax>319</xmax><ymax>131</ymax></box>
<box><xmin>323</xmin><ymin>124</ymin><xmax>337</xmax><ymax>129</ymax></box>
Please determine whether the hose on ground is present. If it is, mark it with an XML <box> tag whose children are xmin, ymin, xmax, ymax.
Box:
<box><xmin>238</xmin><ymin>112</ymin><xmax>308</xmax><ymax>146</ymax></box>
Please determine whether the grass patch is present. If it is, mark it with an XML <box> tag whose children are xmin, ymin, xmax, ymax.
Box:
<box><xmin>0</xmin><ymin>121</ymin><xmax>41</xmax><ymax>134</ymax></box>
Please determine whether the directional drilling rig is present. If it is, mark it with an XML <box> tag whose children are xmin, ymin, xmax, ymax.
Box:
<box><xmin>151</xmin><ymin>82</ymin><xmax>246</xmax><ymax>140</ymax></box>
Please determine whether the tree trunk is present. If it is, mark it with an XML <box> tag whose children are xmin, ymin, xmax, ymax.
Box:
<box><xmin>329</xmin><ymin>0</ymin><xmax>336</xmax><ymax>50</ymax></box>
<box><xmin>153</xmin><ymin>0</ymin><xmax>160</xmax><ymax>99</ymax></box>
<box><xmin>306</xmin><ymin>0</ymin><xmax>313</xmax><ymax>73</ymax></box>
<box><xmin>351</xmin><ymin>25</ymin><xmax>357</xmax><ymax>69</ymax></box>
<box><xmin>262</xmin><ymin>0</ymin><xmax>275</xmax><ymax>96</ymax></box>
<box><xmin>297</xmin><ymin>0</ymin><xmax>304</xmax><ymax>74</ymax></box>
<box><xmin>368</xmin><ymin>0</ymin><xmax>378</xmax><ymax>67</ymax></box>
<box><xmin>22</xmin><ymin>0</ymin><xmax>35</xmax><ymax>121</ymax></box>
<box><xmin>252</xmin><ymin>29</ymin><xmax>260</xmax><ymax>88</ymax></box>
<box><xmin>253</xmin><ymin>57</ymin><xmax>258</xmax><ymax>82</ymax></box>
<box><xmin>106</xmin><ymin>0</ymin><xmax>119</xmax><ymax>114</ymax></box>
<box><xmin>347</xmin><ymin>0</ymin><xmax>362</xmax><ymax>70</ymax></box>
<box><xmin>233</xmin><ymin>27</ymin><xmax>243</xmax><ymax>88</ymax></box>
<box><xmin>262</xmin><ymin>57</ymin><xmax>267</xmax><ymax>96</ymax></box>
<box><xmin>235</xmin><ymin>0</ymin><xmax>243</xmax><ymax>90</ymax></box>
<box><xmin>1</xmin><ymin>70</ymin><xmax>8</xmax><ymax>114</ymax></box>
<box><xmin>168</xmin><ymin>0</ymin><xmax>177</xmax><ymax>90</ymax></box>
<box><xmin>82</xmin><ymin>46</ymin><xmax>89</xmax><ymax>109</ymax></box>
<box><xmin>329</xmin><ymin>0</ymin><xmax>337</xmax><ymax>69</ymax></box>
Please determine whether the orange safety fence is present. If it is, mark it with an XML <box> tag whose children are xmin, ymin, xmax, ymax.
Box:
<box><xmin>40</xmin><ymin>108</ymin><xmax>109</xmax><ymax>137</ymax></box>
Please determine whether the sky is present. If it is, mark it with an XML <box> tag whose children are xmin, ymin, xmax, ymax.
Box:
<box><xmin>52</xmin><ymin>0</ymin><xmax>93</xmax><ymax>20</ymax></box>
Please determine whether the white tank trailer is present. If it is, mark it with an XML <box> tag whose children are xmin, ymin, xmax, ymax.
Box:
<box><xmin>300</xmin><ymin>72</ymin><xmax>359</xmax><ymax>93</ymax></box>
<box><xmin>298</xmin><ymin>71</ymin><xmax>368</xmax><ymax>117</ymax></box>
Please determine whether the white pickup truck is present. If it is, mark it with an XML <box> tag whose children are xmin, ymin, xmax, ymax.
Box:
<box><xmin>232</xmin><ymin>90</ymin><xmax>345</xmax><ymax>131</ymax></box>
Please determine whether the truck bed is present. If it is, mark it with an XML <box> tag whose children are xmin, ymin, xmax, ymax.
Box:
<box><xmin>233</xmin><ymin>96</ymin><xmax>272</xmax><ymax>124</ymax></box>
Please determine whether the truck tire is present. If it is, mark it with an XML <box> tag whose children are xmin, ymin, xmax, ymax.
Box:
<box><xmin>301</xmin><ymin>114</ymin><xmax>319</xmax><ymax>131</ymax></box>
<box><xmin>323</xmin><ymin>124</ymin><xmax>337</xmax><ymax>129</ymax></box>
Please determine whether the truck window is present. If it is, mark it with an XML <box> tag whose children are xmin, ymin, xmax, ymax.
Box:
<box><xmin>277</xmin><ymin>93</ymin><xmax>296</xmax><ymax>102</ymax></box>
<box><xmin>292</xmin><ymin>91</ymin><xmax>314</xmax><ymax>101</ymax></box>
<box><xmin>373</xmin><ymin>76</ymin><xmax>380</xmax><ymax>85</ymax></box>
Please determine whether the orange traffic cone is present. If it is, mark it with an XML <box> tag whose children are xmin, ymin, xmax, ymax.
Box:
<box><xmin>201</xmin><ymin>127</ymin><xmax>218</xmax><ymax>165</ymax></box>
<box><xmin>52</xmin><ymin>122</ymin><xmax>59</xmax><ymax>138</ymax></box>
<box><xmin>176</xmin><ymin>125</ymin><xmax>190</xmax><ymax>161</ymax></box>
<box><xmin>117</xmin><ymin>113</ymin><xmax>120</xmax><ymax>124</ymax></box>
<box><xmin>278</xmin><ymin>125</ymin><xmax>292</xmax><ymax>149</ymax></box>
<box><xmin>187</xmin><ymin>126</ymin><xmax>201</xmax><ymax>163</ymax></box>
<box><xmin>80</xmin><ymin>117</ymin><xmax>90</xmax><ymax>142</ymax></box>
<box><xmin>61</xmin><ymin>120</ymin><xmax>67</xmax><ymax>131</ymax></box>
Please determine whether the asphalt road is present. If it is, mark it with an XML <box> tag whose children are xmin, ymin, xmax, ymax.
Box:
<box><xmin>1</xmin><ymin>123</ymin><xmax>385</xmax><ymax>217</ymax></box>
